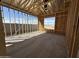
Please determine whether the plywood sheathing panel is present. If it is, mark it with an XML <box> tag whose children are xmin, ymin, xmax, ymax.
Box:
<box><xmin>55</xmin><ymin>11</ymin><xmax>68</xmax><ymax>35</ymax></box>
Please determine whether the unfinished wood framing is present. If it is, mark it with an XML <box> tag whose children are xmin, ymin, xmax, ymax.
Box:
<box><xmin>1</xmin><ymin>0</ymin><xmax>66</xmax><ymax>17</ymax></box>
<box><xmin>38</xmin><ymin>16</ymin><xmax>45</xmax><ymax>31</ymax></box>
<box><xmin>8</xmin><ymin>8</ymin><xmax>12</xmax><ymax>36</ymax></box>
<box><xmin>0</xmin><ymin>6</ymin><xmax>6</xmax><ymax>56</ymax></box>
<box><xmin>55</xmin><ymin>11</ymin><xmax>68</xmax><ymax>35</ymax></box>
<box><xmin>66</xmin><ymin>0</ymin><xmax>79</xmax><ymax>57</ymax></box>
<box><xmin>29</xmin><ymin>15</ymin><xmax>32</xmax><ymax>33</ymax></box>
<box><xmin>1</xmin><ymin>6</ymin><xmax>7</xmax><ymax>37</ymax></box>
<box><xmin>18</xmin><ymin>11</ymin><xmax>21</xmax><ymax>34</ymax></box>
<box><xmin>24</xmin><ymin>13</ymin><xmax>27</xmax><ymax>33</ymax></box>
<box><xmin>13</xmin><ymin>10</ymin><xmax>17</xmax><ymax>35</ymax></box>
<box><xmin>0</xmin><ymin>0</ymin><xmax>79</xmax><ymax>58</ymax></box>
<box><xmin>26</xmin><ymin>14</ymin><xmax>29</xmax><ymax>33</ymax></box>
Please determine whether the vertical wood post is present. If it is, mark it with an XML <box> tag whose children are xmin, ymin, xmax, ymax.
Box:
<box><xmin>66</xmin><ymin>0</ymin><xmax>79</xmax><ymax>57</ymax></box>
<box><xmin>38</xmin><ymin>16</ymin><xmax>45</xmax><ymax>31</ymax></box>
<box><xmin>0</xmin><ymin>6</ymin><xmax>6</xmax><ymax>56</ymax></box>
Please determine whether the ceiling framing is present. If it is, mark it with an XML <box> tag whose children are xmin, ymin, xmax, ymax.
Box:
<box><xmin>1</xmin><ymin>0</ymin><xmax>70</xmax><ymax>17</ymax></box>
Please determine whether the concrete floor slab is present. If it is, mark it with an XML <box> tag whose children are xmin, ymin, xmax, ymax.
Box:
<box><xmin>5</xmin><ymin>31</ymin><xmax>67</xmax><ymax>58</ymax></box>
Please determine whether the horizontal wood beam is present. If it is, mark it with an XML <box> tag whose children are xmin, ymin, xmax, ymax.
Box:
<box><xmin>1</xmin><ymin>1</ymin><xmax>38</xmax><ymax>17</ymax></box>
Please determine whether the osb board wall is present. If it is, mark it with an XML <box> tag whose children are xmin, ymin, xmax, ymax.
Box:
<box><xmin>55</xmin><ymin>11</ymin><xmax>68</xmax><ymax>35</ymax></box>
<box><xmin>38</xmin><ymin>12</ymin><xmax>68</xmax><ymax>34</ymax></box>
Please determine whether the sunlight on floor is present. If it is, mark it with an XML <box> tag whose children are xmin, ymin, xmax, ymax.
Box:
<box><xmin>5</xmin><ymin>31</ymin><xmax>46</xmax><ymax>47</ymax></box>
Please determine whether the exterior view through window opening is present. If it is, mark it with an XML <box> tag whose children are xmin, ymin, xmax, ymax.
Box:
<box><xmin>44</xmin><ymin>17</ymin><xmax>55</xmax><ymax>30</ymax></box>
<box><xmin>1</xmin><ymin>6</ymin><xmax>38</xmax><ymax>37</ymax></box>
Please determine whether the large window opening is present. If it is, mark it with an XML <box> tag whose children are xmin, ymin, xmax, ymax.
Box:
<box><xmin>2</xmin><ymin>6</ymin><xmax>38</xmax><ymax>36</ymax></box>
<box><xmin>1</xmin><ymin>6</ymin><xmax>39</xmax><ymax>47</ymax></box>
<box><xmin>1</xmin><ymin>6</ymin><xmax>38</xmax><ymax>37</ymax></box>
<box><xmin>44</xmin><ymin>17</ymin><xmax>55</xmax><ymax>30</ymax></box>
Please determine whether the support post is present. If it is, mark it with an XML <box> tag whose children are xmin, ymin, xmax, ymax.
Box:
<box><xmin>27</xmin><ymin>14</ymin><xmax>28</xmax><ymax>33</ymax></box>
<box><xmin>14</xmin><ymin>10</ymin><xmax>17</xmax><ymax>35</ymax></box>
<box><xmin>8</xmin><ymin>8</ymin><xmax>12</xmax><ymax>36</ymax></box>
<box><xmin>0</xmin><ymin>6</ymin><xmax>6</xmax><ymax>56</ymax></box>
<box><xmin>1</xmin><ymin>6</ymin><xmax>7</xmax><ymax>37</ymax></box>
<box><xmin>29</xmin><ymin>15</ymin><xmax>31</xmax><ymax>33</ymax></box>
<box><xmin>66</xmin><ymin>0</ymin><xmax>79</xmax><ymax>57</ymax></box>
<box><xmin>38</xmin><ymin>16</ymin><xmax>45</xmax><ymax>31</ymax></box>
<box><xmin>24</xmin><ymin>14</ymin><xmax>26</xmax><ymax>33</ymax></box>
<box><xmin>22</xmin><ymin>13</ymin><xmax>24</xmax><ymax>34</ymax></box>
<box><xmin>18</xmin><ymin>11</ymin><xmax>21</xmax><ymax>34</ymax></box>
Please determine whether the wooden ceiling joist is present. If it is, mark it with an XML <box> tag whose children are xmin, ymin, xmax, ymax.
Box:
<box><xmin>1</xmin><ymin>0</ymin><xmax>68</xmax><ymax>17</ymax></box>
<box><xmin>1</xmin><ymin>1</ymin><xmax>37</xmax><ymax>16</ymax></box>
<box><xmin>22</xmin><ymin>0</ymin><xmax>30</xmax><ymax>9</ymax></box>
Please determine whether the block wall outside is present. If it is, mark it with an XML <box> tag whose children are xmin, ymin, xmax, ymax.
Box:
<box><xmin>4</xmin><ymin>23</ymin><xmax>38</xmax><ymax>36</ymax></box>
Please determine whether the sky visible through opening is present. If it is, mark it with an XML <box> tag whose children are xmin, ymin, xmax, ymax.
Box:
<box><xmin>44</xmin><ymin>17</ymin><xmax>55</xmax><ymax>29</ymax></box>
<box><xmin>1</xmin><ymin>6</ymin><xmax>55</xmax><ymax>26</ymax></box>
<box><xmin>1</xmin><ymin>6</ymin><xmax>38</xmax><ymax>24</ymax></box>
<box><xmin>44</xmin><ymin>17</ymin><xmax>55</xmax><ymax>25</ymax></box>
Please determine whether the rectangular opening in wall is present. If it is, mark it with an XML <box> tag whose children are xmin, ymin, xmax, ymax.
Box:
<box><xmin>1</xmin><ymin>6</ymin><xmax>38</xmax><ymax>37</ymax></box>
<box><xmin>1</xmin><ymin>6</ymin><xmax>39</xmax><ymax>47</ymax></box>
<box><xmin>44</xmin><ymin>17</ymin><xmax>55</xmax><ymax>30</ymax></box>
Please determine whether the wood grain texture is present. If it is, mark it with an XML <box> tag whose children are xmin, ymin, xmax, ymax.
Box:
<box><xmin>0</xmin><ymin>6</ymin><xmax>6</xmax><ymax>56</ymax></box>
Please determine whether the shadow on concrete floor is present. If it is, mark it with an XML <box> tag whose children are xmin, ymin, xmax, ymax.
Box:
<box><xmin>6</xmin><ymin>32</ymin><xmax>68</xmax><ymax>58</ymax></box>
